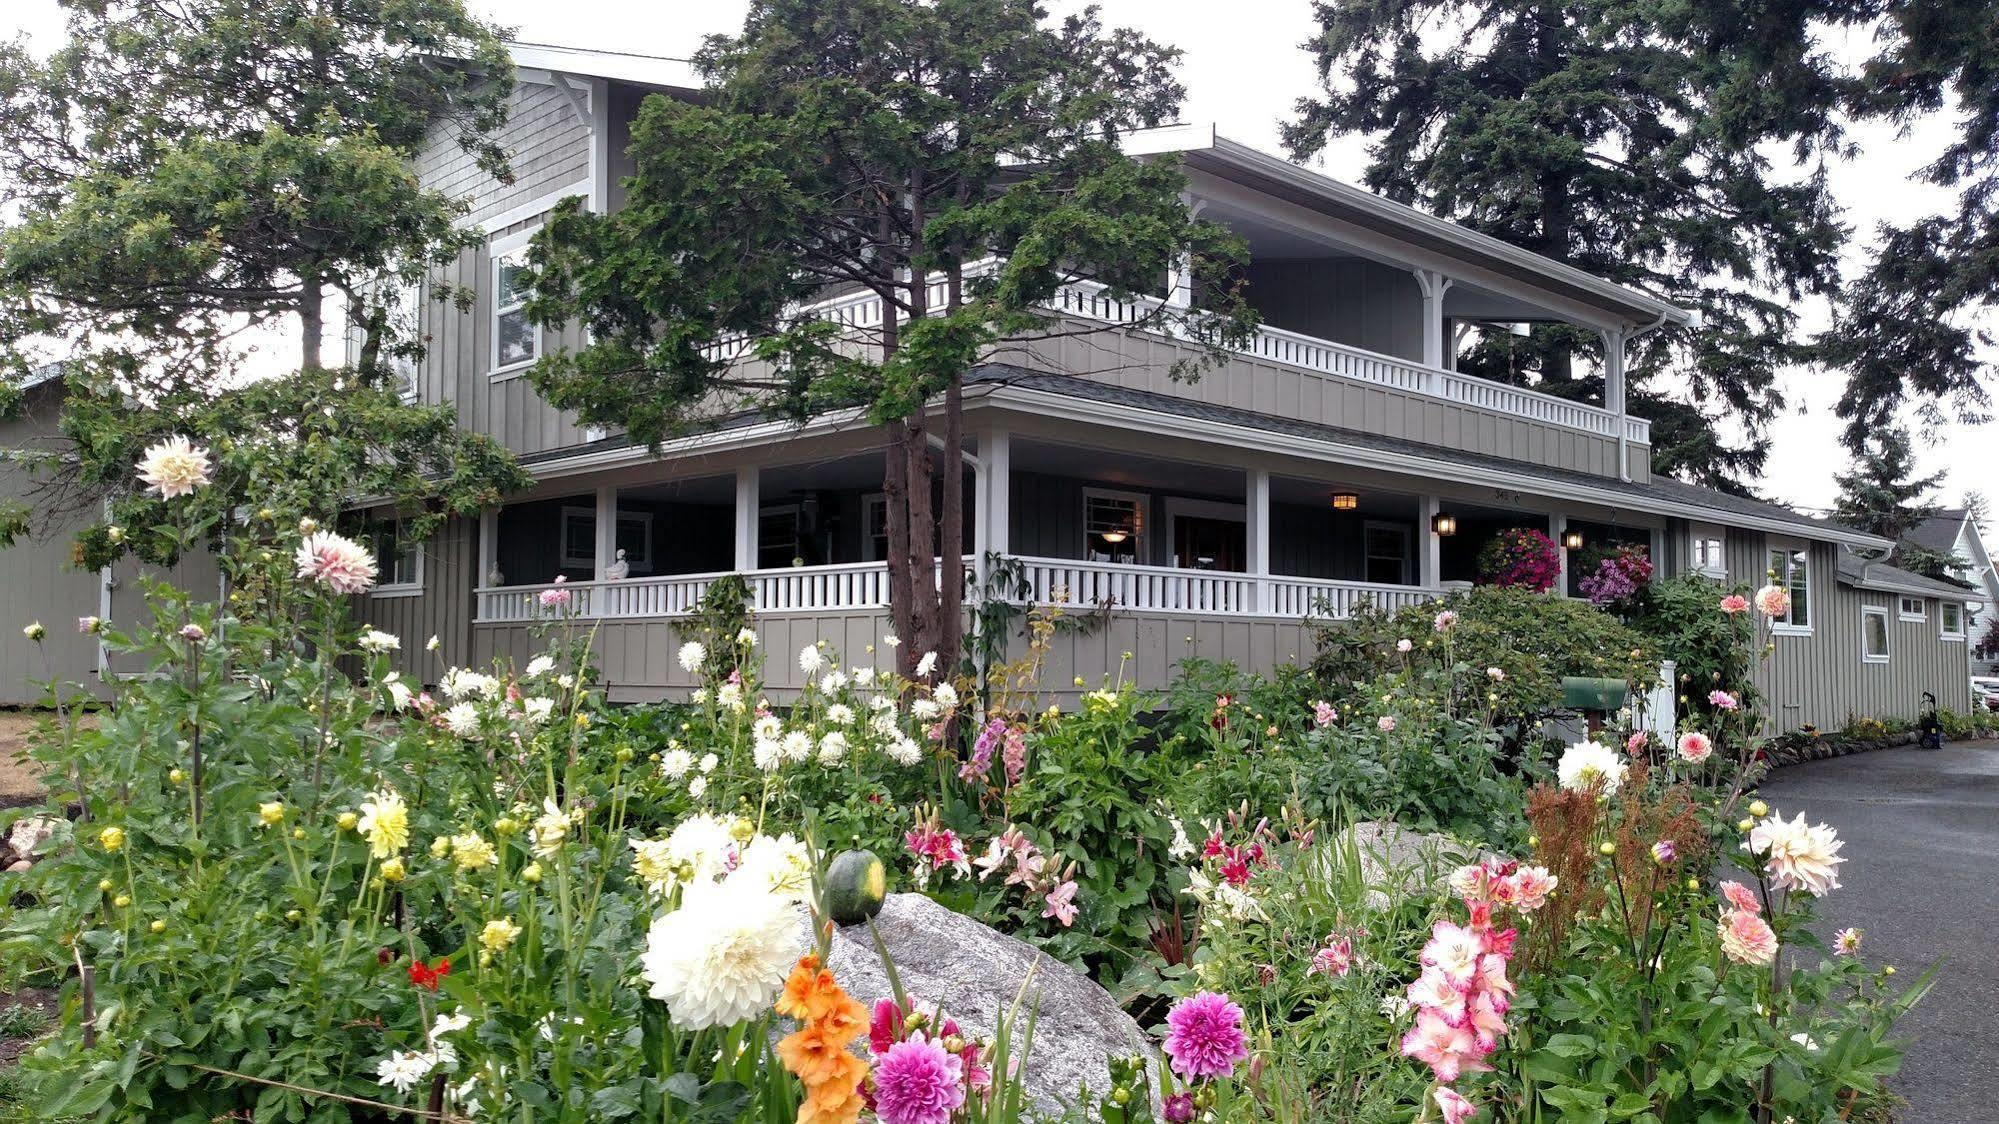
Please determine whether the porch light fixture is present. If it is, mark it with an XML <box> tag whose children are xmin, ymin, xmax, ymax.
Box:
<box><xmin>1099</xmin><ymin>530</ymin><xmax>1129</xmax><ymax>544</ymax></box>
<box><xmin>1331</xmin><ymin>492</ymin><xmax>1360</xmax><ymax>511</ymax></box>
<box><xmin>1561</xmin><ymin>529</ymin><xmax>1585</xmax><ymax>550</ymax></box>
<box><xmin>1431</xmin><ymin>512</ymin><xmax>1459</xmax><ymax>536</ymax></box>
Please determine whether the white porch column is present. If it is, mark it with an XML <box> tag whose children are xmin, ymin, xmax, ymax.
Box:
<box><xmin>1419</xmin><ymin>495</ymin><xmax>1442</xmax><ymax>590</ymax></box>
<box><xmin>1166</xmin><ymin>195</ymin><xmax>1208</xmax><ymax>310</ymax></box>
<box><xmin>1412</xmin><ymin>269</ymin><xmax>1455</xmax><ymax>388</ymax></box>
<box><xmin>734</xmin><ymin>467</ymin><xmax>759</xmax><ymax>573</ymax></box>
<box><xmin>478</xmin><ymin>506</ymin><xmax>499</xmax><ymax>587</ymax></box>
<box><xmin>1247</xmin><ymin>468</ymin><xmax>1271</xmax><ymax>614</ymax></box>
<box><xmin>594</xmin><ymin>484</ymin><xmax>617</xmax><ymax>580</ymax></box>
<box><xmin>1549</xmin><ymin>512</ymin><xmax>1569</xmax><ymax>596</ymax></box>
<box><xmin>975</xmin><ymin>427</ymin><xmax>1011</xmax><ymax>566</ymax></box>
<box><xmin>1602</xmin><ymin>327</ymin><xmax>1632</xmax><ymax>482</ymax></box>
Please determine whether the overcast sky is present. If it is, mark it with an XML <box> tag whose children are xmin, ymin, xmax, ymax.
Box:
<box><xmin>7</xmin><ymin>0</ymin><xmax>1994</xmax><ymax>516</ymax></box>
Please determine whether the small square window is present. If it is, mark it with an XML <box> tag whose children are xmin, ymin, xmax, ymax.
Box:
<box><xmin>1861</xmin><ymin>605</ymin><xmax>1890</xmax><ymax>663</ymax></box>
<box><xmin>1898</xmin><ymin>595</ymin><xmax>1927</xmax><ymax>622</ymax></box>
<box><xmin>1692</xmin><ymin>535</ymin><xmax>1726</xmax><ymax>578</ymax></box>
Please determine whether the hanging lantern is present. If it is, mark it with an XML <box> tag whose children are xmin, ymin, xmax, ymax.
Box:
<box><xmin>1562</xmin><ymin>529</ymin><xmax>1585</xmax><ymax>550</ymax></box>
<box><xmin>1331</xmin><ymin>492</ymin><xmax>1360</xmax><ymax>511</ymax></box>
<box><xmin>1431</xmin><ymin>512</ymin><xmax>1459</xmax><ymax>536</ymax></box>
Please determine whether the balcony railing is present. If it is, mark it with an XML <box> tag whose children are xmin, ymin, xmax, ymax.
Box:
<box><xmin>705</xmin><ymin>262</ymin><xmax>1651</xmax><ymax>445</ymax></box>
<box><xmin>475</xmin><ymin>555</ymin><xmax>1442</xmax><ymax>624</ymax></box>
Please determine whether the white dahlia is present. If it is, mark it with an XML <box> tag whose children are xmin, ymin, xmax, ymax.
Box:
<box><xmin>640</xmin><ymin>879</ymin><xmax>802</xmax><ymax>1029</ymax></box>
<box><xmin>732</xmin><ymin>833</ymin><xmax>812</xmax><ymax>902</ymax></box>
<box><xmin>136</xmin><ymin>436</ymin><xmax>213</xmax><ymax>499</ymax></box>
<box><xmin>1747</xmin><ymin>810</ymin><xmax>1844</xmax><ymax>896</ymax></box>
<box><xmin>1556</xmin><ymin>741</ymin><xmax>1628</xmax><ymax>795</ymax></box>
<box><xmin>677</xmin><ymin>640</ymin><xmax>707</xmax><ymax>674</ymax></box>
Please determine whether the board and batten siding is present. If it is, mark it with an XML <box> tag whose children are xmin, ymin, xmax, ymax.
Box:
<box><xmin>416</xmin><ymin>82</ymin><xmax>589</xmax><ymax>230</ymax></box>
<box><xmin>1725</xmin><ymin>535</ymin><xmax>1974</xmax><ymax>732</ymax></box>
<box><xmin>1013</xmin><ymin>324</ymin><xmax>1646</xmax><ymax>482</ymax></box>
<box><xmin>355</xmin><ymin>515</ymin><xmax>479</xmax><ymax>687</ymax></box>
<box><xmin>1243</xmin><ymin>259</ymin><xmax>1425</xmax><ymax>361</ymax></box>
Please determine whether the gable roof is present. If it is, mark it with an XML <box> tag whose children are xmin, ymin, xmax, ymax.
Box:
<box><xmin>1903</xmin><ymin>509</ymin><xmax>1970</xmax><ymax>555</ymax></box>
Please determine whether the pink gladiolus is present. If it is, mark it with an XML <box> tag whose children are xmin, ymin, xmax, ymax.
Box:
<box><xmin>1434</xmin><ymin>1087</ymin><xmax>1478</xmax><ymax>1124</ymax></box>
<box><xmin>1677</xmin><ymin>731</ymin><xmax>1714</xmax><ymax>763</ymax></box>
<box><xmin>1161</xmin><ymin>991</ymin><xmax>1249</xmax><ymax>1080</ymax></box>
<box><xmin>1400</xmin><ymin>1008</ymin><xmax>1489</xmax><ymax>1083</ymax></box>
<box><xmin>1718</xmin><ymin>908</ymin><xmax>1778</xmax><ymax>965</ymax></box>
<box><xmin>1720</xmin><ymin>594</ymin><xmax>1750</xmax><ymax>614</ymax></box>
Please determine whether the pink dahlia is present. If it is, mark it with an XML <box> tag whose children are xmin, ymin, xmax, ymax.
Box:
<box><xmin>1162</xmin><ymin>991</ymin><xmax>1249</xmax><ymax>1080</ymax></box>
<box><xmin>537</xmin><ymin>575</ymin><xmax>572</xmax><ymax>609</ymax></box>
<box><xmin>1708</xmin><ymin>690</ymin><xmax>1739</xmax><ymax>711</ymax></box>
<box><xmin>1754</xmin><ymin>584</ymin><xmax>1792</xmax><ymax>619</ymax></box>
<box><xmin>1377</xmin><ymin>715</ymin><xmax>1398</xmax><ymax>733</ymax></box>
<box><xmin>1625</xmin><ymin>731</ymin><xmax>1648</xmax><ymax>755</ymax></box>
<box><xmin>872</xmin><ymin>1035</ymin><xmax>965</xmax><ymax>1124</ymax></box>
<box><xmin>1720</xmin><ymin>594</ymin><xmax>1750</xmax><ymax>614</ymax></box>
<box><xmin>1718</xmin><ymin>908</ymin><xmax>1779</xmax><ymax>966</ymax></box>
<box><xmin>1162</xmin><ymin>1093</ymin><xmax>1196</xmax><ymax>1123</ymax></box>
<box><xmin>1507</xmin><ymin>865</ymin><xmax>1558</xmax><ymax>913</ymax></box>
<box><xmin>1677</xmin><ymin>731</ymin><xmax>1713</xmax><ymax>763</ymax></box>
<box><xmin>1719</xmin><ymin>880</ymin><xmax>1762</xmax><ymax>914</ymax></box>
<box><xmin>294</xmin><ymin>531</ymin><xmax>379</xmax><ymax>594</ymax></box>
<box><xmin>1434</xmin><ymin>609</ymin><xmax>1458</xmax><ymax>633</ymax></box>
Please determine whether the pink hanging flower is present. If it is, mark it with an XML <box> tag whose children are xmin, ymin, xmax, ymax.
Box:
<box><xmin>1677</xmin><ymin>731</ymin><xmax>1714</xmax><ymax>763</ymax></box>
<box><xmin>872</xmin><ymin>1035</ymin><xmax>966</xmax><ymax>1124</ymax></box>
<box><xmin>1720</xmin><ymin>594</ymin><xmax>1750</xmax><ymax>614</ymax></box>
<box><xmin>1718</xmin><ymin>909</ymin><xmax>1779</xmax><ymax>966</ymax></box>
<box><xmin>1434</xmin><ymin>1086</ymin><xmax>1478</xmax><ymax>1124</ymax></box>
<box><xmin>294</xmin><ymin>531</ymin><xmax>379</xmax><ymax>594</ymax></box>
<box><xmin>1041</xmin><ymin>880</ymin><xmax>1078</xmax><ymax>927</ymax></box>
<box><xmin>1161</xmin><ymin>991</ymin><xmax>1249</xmax><ymax>1080</ymax></box>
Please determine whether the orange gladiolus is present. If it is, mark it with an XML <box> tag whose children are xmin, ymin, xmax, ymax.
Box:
<box><xmin>777</xmin><ymin>955</ymin><xmax>869</xmax><ymax>1124</ymax></box>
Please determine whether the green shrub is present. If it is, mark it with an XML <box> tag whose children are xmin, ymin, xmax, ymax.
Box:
<box><xmin>1625</xmin><ymin>573</ymin><xmax>1763</xmax><ymax>730</ymax></box>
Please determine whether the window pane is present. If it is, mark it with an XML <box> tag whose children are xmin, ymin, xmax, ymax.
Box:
<box><xmin>497</xmin><ymin>255</ymin><xmax>528</xmax><ymax>307</ymax></box>
<box><xmin>1864</xmin><ymin>611</ymin><xmax>1888</xmax><ymax>657</ymax></box>
<box><xmin>497</xmin><ymin>308</ymin><xmax>536</xmax><ymax>366</ymax></box>
<box><xmin>563</xmin><ymin>513</ymin><xmax>594</xmax><ymax>566</ymax></box>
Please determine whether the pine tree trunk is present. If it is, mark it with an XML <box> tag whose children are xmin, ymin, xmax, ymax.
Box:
<box><xmin>903</xmin><ymin>414</ymin><xmax>938</xmax><ymax>675</ymax></box>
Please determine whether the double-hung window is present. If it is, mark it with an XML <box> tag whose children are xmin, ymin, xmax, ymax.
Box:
<box><xmin>1861</xmin><ymin>604</ymin><xmax>1891</xmax><ymax>663</ymax></box>
<box><xmin>1765</xmin><ymin>546</ymin><xmax>1811</xmax><ymax>632</ymax></box>
<box><xmin>371</xmin><ymin>521</ymin><xmax>423</xmax><ymax>595</ymax></box>
<box><xmin>1691</xmin><ymin>534</ymin><xmax>1726</xmax><ymax>579</ymax></box>
<box><xmin>491</xmin><ymin>237</ymin><xmax>540</xmax><ymax>374</ymax></box>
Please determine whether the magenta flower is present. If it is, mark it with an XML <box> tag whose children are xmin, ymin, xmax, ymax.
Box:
<box><xmin>1651</xmin><ymin>839</ymin><xmax>1677</xmax><ymax>865</ymax></box>
<box><xmin>1162</xmin><ymin>991</ymin><xmax>1249</xmax><ymax>1080</ymax></box>
<box><xmin>1708</xmin><ymin>690</ymin><xmax>1739</xmax><ymax>711</ymax></box>
<box><xmin>1162</xmin><ymin>1093</ymin><xmax>1196</xmax><ymax>1123</ymax></box>
<box><xmin>872</xmin><ymin>1035</ymin><xmax>966</xmax><ymax>1124</ymax></box>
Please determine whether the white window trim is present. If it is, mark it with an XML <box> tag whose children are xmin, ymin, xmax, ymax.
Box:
<box><xmin>489</xmin><ymin>228</ymin><xmax>542</xmax><ymax>380</ymax></box>
<box><xmin>1941</xmin><ymin>601</ymin><xmax>1966</xmax><ymax>640</ymax></box>
<box><xmin>371</xmin><ymin>522</ymin><xmax>425</xmax><ymax>598</ymax></box>
<box><xmin>1689</xmin><ymin>522</ymin><xmax>1727</xmax><ymax>580</ymax></box>
<box><xmin>1363</xmin><ymin>519</ymin><xmax>1415</xmax><ymax>585</ymax></box>
<box><xmin>1861</xmin><ymin>604</ymin><xmax>1891</xmax><ymax>663</ymax></box>
<box><xmin>1897</xmin><ymin>595</ymin><xmax>1927</xmax><ymax>622</ymax></box>
<box><xmin>1081</xmin><ymin>487</ymin><xmax>1148</xmax><ymax>560</ymax></box>
<box><xmin>560</xmin><ymin>505</ymin><xmax>596</xmax><ymax>569</ymax></box>
<box><xmin>1767</xmin><ymin>543</ymin><xmax>1813</xmax><ymax>636</ymax></box>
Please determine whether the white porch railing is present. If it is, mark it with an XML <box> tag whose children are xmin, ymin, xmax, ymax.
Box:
<box><xmin>470</xmin><ymin>556</ymin><xmax>1451</xmax><ymax>625</ymax></box>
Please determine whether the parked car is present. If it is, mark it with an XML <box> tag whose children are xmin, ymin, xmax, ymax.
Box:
<box><xmin>1972</xmin><ymin>677</ymin><xmax>1999</xmax><ymax>712</ymax></box>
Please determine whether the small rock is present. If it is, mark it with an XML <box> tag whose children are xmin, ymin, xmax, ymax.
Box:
<box><xmin>4</xmin><ymin>814</ymin><xmax>62</xmax><ymax>864</ymax></box>
<box><xmin>4</xmin><ymin>859</ymin><xmax>30</xmax><ymax>873</ymax></box>
<box><xmin>810</xmin><ymin>893</ymin><xmax>1151</xmax><ymax>1115</ymax></box>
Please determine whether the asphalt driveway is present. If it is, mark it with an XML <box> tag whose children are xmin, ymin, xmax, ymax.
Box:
<box><xmin>1755</xmin><ymin>740</ymin><xmax>1999</xmax><ymax>1124</ymax></box>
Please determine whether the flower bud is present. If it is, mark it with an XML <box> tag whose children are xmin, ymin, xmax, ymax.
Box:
<box><xmin>1748</xmin><ymin>800</ymin><xmax>1768</xmax><ymax>817</ymax></box>
<box><xmin>1598</xmin><ymin>841</ymin><xmax>1616</xmax><ymax>856</ymax></box>
<box><xmin>149</xmin><ymin>919</ymin><xmax>166</xmax><ymax>933</ymax></box>
<box><xmin>114</xmin><ymin>894</ymin><xmax>131</xmax><ymax>908</ymax></box>
<box><xmin>97</xmin><ymin>878</ymin><xmax>113</xmax><ymax>892</ymax></box>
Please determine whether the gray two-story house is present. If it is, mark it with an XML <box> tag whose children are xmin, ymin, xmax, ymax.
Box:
<box><xmin>7</xmin><ymin>41</ymin><xmax>1976</xmax><ymax>731</ymax></box>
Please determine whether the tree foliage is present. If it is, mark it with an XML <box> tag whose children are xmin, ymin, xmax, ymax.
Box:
<box><xmin>1286</xmin><ymin>0</ymin><xmax>1851</xmax><ymax>491</ymax></box>
<box><xmin>1830</xmin><ymin>424</ymin><xmax>1943</xmax><ymax>545</ymax></box>
<box><xmin>524</xmin><ymin>0</ymin><xmax>1255</xmax><ymax>671</ymax></box>
<box><xmin>0</xmin><ymin>0</ymin><xmax>527</xmax><ymax>565</ymax></box>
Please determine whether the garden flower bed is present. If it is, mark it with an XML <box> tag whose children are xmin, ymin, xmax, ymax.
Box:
<box><xmin>0</xmin><ymin>440</ymin><xmax>1937</xmax><ymax>1122</ymax></box>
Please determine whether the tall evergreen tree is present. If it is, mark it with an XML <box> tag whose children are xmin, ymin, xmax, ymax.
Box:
<box><xmin>1831</xmin><ymin>425</ymin><xmax>1943</xmax><ymax>546</ymax></box>
<box><xmin>1285</xmin><ymin>0</ymin><xmax>1853</xmax><ymax>491</ymax></box>
<box><xmin>0</xmin><ymin>0</ymin><xmax>528</xmax><ymax>557</ymax></box>
<box><xmin>523</xmin><ymin>0</ymin><xmax>1252</xmax><ymax>674</ymax></box>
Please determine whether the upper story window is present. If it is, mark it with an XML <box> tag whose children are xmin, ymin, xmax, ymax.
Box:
<box><xmin>1898</xmin><ymin>595</ymin><xmax>1927</xmax><ymax>622</ymax></box>
<box><xmin>1942</xmin><ymin>600</ymin><xmax>1966</xmax><ymax>639</ymax></box>
<box><xmin>382</xmin><ymin>277</ymin><xmax>423</xmax><ymax>401</ymax></box>
<box><xmin>1766</xmin><ymin>546</ymin><xmax>1811</xmax><ymax>633</ymax></box>
<box><xmin>492</xmin><ymin>239</ymin><xmax>540</xmax><ymax>375</ymax></box>
<box><xmin>371</xmin><ymin>520</ymin><xmax>423</xmax><ymax>595</ymax></box>
<box><xmin>1861</xmin><ymin>604</ymin><xmax>1891</xmax><ymax>663</ymax></box>
<box><xmin>1691</xmin><ymin>533</ymin><xmax>1726</xmax><ymax>579</ymax></box>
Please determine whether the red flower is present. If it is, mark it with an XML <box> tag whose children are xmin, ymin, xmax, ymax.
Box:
<box><xmin>409</xmin><ymin>957</ymin><xmax>451</xmax><ymax>991</ymax></box>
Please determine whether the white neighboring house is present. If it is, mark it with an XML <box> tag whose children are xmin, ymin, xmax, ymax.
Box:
<box><xmin>1904</xmin><ymin>508</ymin><xmax>1999</xmax><ymax>672</ymax></box>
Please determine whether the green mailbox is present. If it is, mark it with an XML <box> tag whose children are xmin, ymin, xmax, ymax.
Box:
<box><xmin>1560</xmin><ymin>676</ymin><xmax>1630</xmax><ymax>712</ymax></box>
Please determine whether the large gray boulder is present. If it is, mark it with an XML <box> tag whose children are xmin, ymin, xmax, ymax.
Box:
<box><xmin>1337</xmin><ymin>820</ymin><xmax>1490</xmax><ymax>907</ymax></box>
<box><xmin>815</xmin><ymin>893</ymin><xmax>1150</xmax><ymax>1117</ymax></box>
